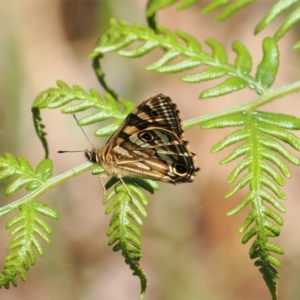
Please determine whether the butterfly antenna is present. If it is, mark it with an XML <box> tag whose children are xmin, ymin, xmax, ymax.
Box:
<box><xmin>58</xmin><ymin>114</ymin><xmax>94</xmax><ymax>154</ymax></box>
<box><xmin>73</xmin><ymin>114</ymin><xmax>94</xmax><ymax>148</ymax></box>
<box><xmin>58</xmin><ymin>150</ymin><xmax>85</xmax><ymax>153</ymax></box>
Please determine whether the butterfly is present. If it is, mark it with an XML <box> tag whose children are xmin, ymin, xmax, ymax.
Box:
<box><xmin>84</xmin><ymin>93</ymin><xmax>199</xmax><ymax>187</ymax></box>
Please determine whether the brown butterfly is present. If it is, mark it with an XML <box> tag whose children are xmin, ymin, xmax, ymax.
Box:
<box><xmin>84</xmin><ymin>93</ymin><xmax>199</xmax><ymax>186</ymax></box>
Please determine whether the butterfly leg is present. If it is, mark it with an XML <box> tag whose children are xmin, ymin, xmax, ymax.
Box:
<box><xmin>99</xmin><ymin>175</ymin><xmax>133</xmax><ymax>204</ymax></box>
<box><xmin>119</xmin><ymin>176</ymin><xmax>134</xmax><ymax>204</ymax></box>
<box><xmin>98</xmin><ymin>175</ymin><xmax>107</xmax><ymax>202</ymax></box>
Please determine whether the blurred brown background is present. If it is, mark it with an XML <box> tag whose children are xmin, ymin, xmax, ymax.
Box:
<box><xmin>1</xmin><ymin>1</ymin><xmax>300</xmax><ymax>300</ymax></box>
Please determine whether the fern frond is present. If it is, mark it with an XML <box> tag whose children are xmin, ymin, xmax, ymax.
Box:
<box><xmin>33</xmin><ymin>81</ymin><xmax>135</xmax><ymax>137</ymax></box>
<box><xmin>89</xmin><ymin>19</ymin><xmax>279</xmax><ymax>98</ymax></box>
<box><xmin>203</xmin><ymin>110</ymin><xmax>300</xmax><ymax>299</ymax></box>
<box><xmin>0</xmin><ymin>154</ymin><xmax>53</xmax><ymax>196</ymax></box>
<box><xmin>0</xmin><ymin>201</ymin><xmax>58</xmax><ymax>288</ymax></box>
<box><xmin>255</xmin><ymin>0</ymin><xmax>300</xmax><ymax>50</ymax></box>
<box><xmin>104</xmin><ymin>177</ymin><xmax>159</xmax><ymax>298</ymax></box>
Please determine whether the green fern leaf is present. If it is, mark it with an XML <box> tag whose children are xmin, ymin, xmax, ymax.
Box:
<box><xmin>210</xmin><ymin>129</ymin><xmax>249</xmax><ymax>151</ymax></box>
<box><xmin>203</xmin><ymin>110</ymin><xmax>300</xmax><ymax>299</ymax></box>
<box><xmin>0</xmin><ymin>201</ymin><xmax>58</xmax><ymax>289</ymax></box>
<box><xmin>200</xmin><ymin>77</ymin><xmax>248</xmax><ymax>98</ymax></box>
<box><xmin>34</xmin><ymin>80</ymin><xmax>114</xmax><ymax>112</ymax></box>
<box><xmin>232</xmin><ymin>41</ymin><xmax>252</xmax><ymax>75</ymax></box>
<box><xmin>201</xmin><ymin>0</ymin><xmax>231</xmax><ymax>13</ymax></box>
<box><xmin>259</xmin><ymin>136</ymin><xmax>300</xmax><ymax>165</ymax></box>
<box><xmin>155</xmin><ymin>59</ymin><xmax>202</xmax><ymax>73</ymax></box>
<box><xmin>119</xmin><ymin>40</ymin><xmax>159</xmax><ymax>57</ymax></box>
<box><xmin>176</xmin><ymin>30</ymin><xmax>203</xmax><ymax>52</ymax></box>
<box><xmin>103</xmin><ymin>177</ymin><xmax>159</xmax><ymax>298</ymax></box>
<box><xmin>255</xmin><ymin>38</ymin><xmax>279</xmax><ymax>89</ymax></box>
<box><xmin>0</xmin><ymin>154</ymin><xmax>53</xmax><ymax>195</ymax></box>
<box><xmin>203</xmin><ymin>112</ymin><xmax>247</xmax><ymax>129</ymax></box>
<box><xmin>105</xmin><ymin>177</ymin><xmax>158</xmax><ymax>195</ymax></box>
<box><xmin>202</xmin><ymin>0</ymin><xmax>254</xmax><ymax>20</ymax></box>
<box><xmin>206</xmin><ymin>38</ymin><xmax>227</xmax><ymax>62</ymax></box>
<box><xmin>255</xmin><ymin>0</ymin><xmax>296</xmax><ymax>33</ymax></box>
<box><xmin>89</xmin><ymin>19</ymin><xmax>273</xmax><ymax>98</ymax></box>
<box><xmin>216</xmin><ymin>0</ymin><xmax>255</xmax><ymax>21</ymax></box>
<box><xmin>274</xmin><ymin>7</ymin><xmax>300</xmax><ymax>41</ymax></box>
<box><xmin>254</xmin><ymin>110</ymin><xmax>300</xmax><ymax>129</ymax></box>
<box><xmin>33</xmin><ymin>81</ymin><xmax>135</xmax><ymax>137</ymax></box>
<box><xmin>94</xmin><ymin>120</ymin><xmax>124</xmax><ymax>137</ymax></box>
<box><xmin>182</xmin><ymin>66</ymin><xmax>226</xmax><ymax>83</ymax></box>
<box><xmin>255</xmin><ymin>0</ymin><xmax>300</xmax><ymax>50</ymax></box>
<box><xmin>146</xmin><ymin>50</ymin><xmax>181</xmax><ymax>70</ymax></box>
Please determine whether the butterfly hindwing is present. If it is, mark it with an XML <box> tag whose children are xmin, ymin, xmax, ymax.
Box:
<box><xmin>115</xmin><ymin>128</ymin><xmax>198</xmax><ymax>183</ymax></box>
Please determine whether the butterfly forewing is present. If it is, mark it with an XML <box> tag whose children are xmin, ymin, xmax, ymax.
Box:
<box><xmin>131</xmin><ymin>94</ymin><xmax>184</xmax><ymax>138</ymax></box>
<box><xmin>105</xmin><ymin>94</ymin><xmax>184</xmax><ymax>153</ymax></box>
<box><xmin>86</xmin><ymin>93</ymin><xmax>199</xmax><ymax>184</ymax></box>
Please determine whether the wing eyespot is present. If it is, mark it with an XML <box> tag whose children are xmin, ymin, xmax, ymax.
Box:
<box><xmin>151</xmin><ymin>110</ymin><xmax>159</xmax><ymax>117</ymax></box>
<box><xmin>139</xmin><ymin>131</ymin><xmax>154</xmax><ymax>143</ymax></box>
<box><xmin>172</xmin><ymin>163</ymin><xmax>188</xmax><ymax>176</ymax></box>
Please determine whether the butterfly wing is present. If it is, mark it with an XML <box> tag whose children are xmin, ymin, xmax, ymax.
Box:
<box><xmin>99</xmin><ymin>93</ymin><xmax>199</xmax><ymax>183</ymax></box>
<box><xmin>108</xmin><ymin>128</ymin><xmax>199</xmax><ymax>183</ymax></box>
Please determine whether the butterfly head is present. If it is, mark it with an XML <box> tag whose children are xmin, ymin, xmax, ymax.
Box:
<box><xmin>85</xmin><ymin>148</ymin><xmax>99</xmax><ymax>163</ymax></box>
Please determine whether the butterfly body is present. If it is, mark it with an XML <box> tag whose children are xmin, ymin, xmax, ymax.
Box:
<box><xmin>85</xmin><ymin>94</ymin><xmax>199</xmax><ymax>184</ymax></box>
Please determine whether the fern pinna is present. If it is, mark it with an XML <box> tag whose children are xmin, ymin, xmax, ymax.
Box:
<box><xmin>203</xmin><ymin>111</ymin><xmax>300</xmax><ymax>297</ymax></box>
<box><xmin>0</xmin><ymin>156</ymin><xmax>58</xmax><ymax>288</ymax></box>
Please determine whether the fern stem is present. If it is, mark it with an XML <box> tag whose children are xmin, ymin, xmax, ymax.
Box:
<box><xmin>92</xmin><ymin>58</ymin><xmax>122</xmax><ymax>103</ymax></box>
<box><xmin>183</xmin><ymin>80</ymin><xmax>300</xmax><ymax>129</ymax></box>
<box><xmin>0</xmin><ymin>162</ymin><xmax>95</xmax><ymax>217</ymax></box>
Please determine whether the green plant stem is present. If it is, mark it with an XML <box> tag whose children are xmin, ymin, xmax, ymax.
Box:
<box><xmin>0</xmin><ymin>161</ymin><xmax>98</xmax><ymax>217</ymax></box>
<box><xmin>183</xmin><ymin>80</ymin><xmax>300</xmax><ymax>129</ymax></box>
<box><xmin>92</xmin><ymin>58</ymin><xmax>122</xmax><ymax>103</ymax></box>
